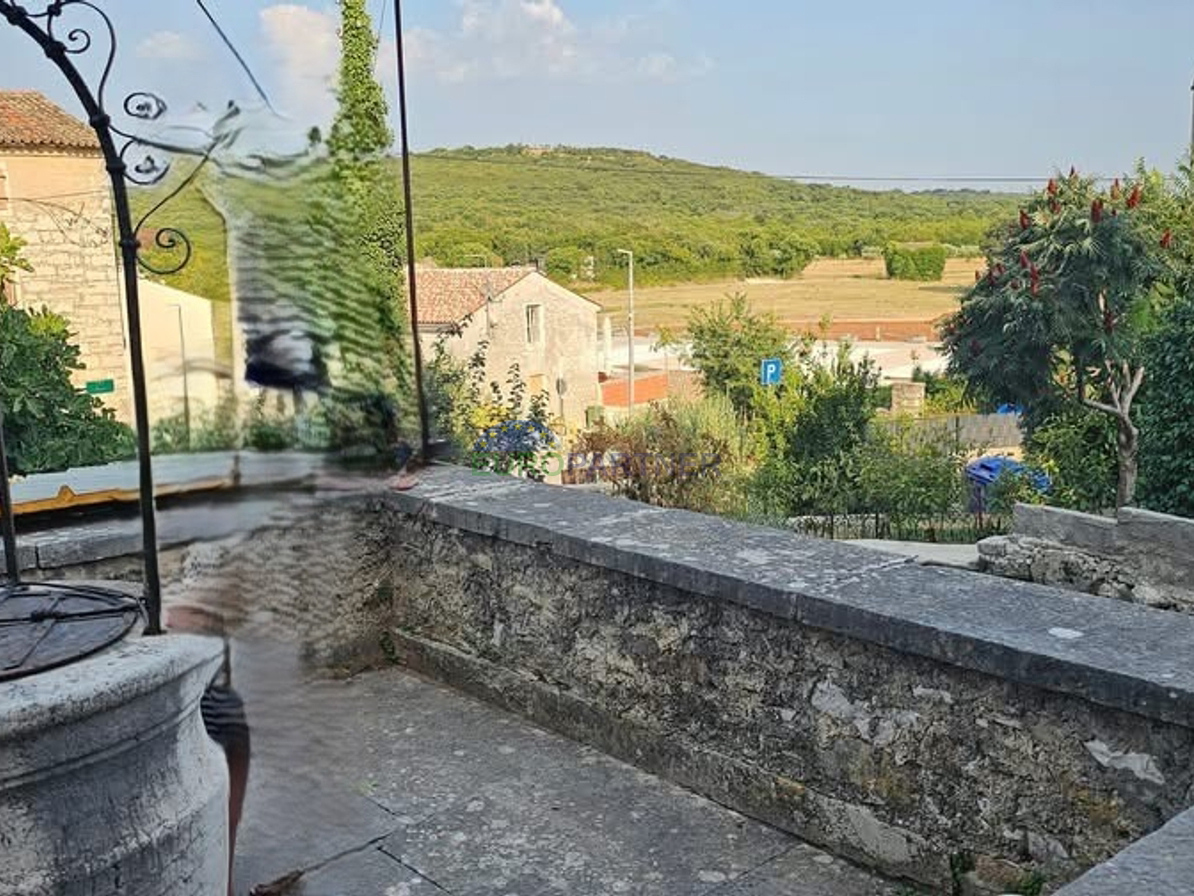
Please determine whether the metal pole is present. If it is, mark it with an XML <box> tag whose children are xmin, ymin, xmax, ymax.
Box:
<box><xmin>617</xmin><ymin>249</ymin><xmax>635</xmax><ymax>411</ymax></box>
<box><xmin>171</xmin><ymin>304</ymin><xmax>191</xmax><ymax>450</ymax></box>
<box><xmin>393</xmin><ymin>0</ymin><xmax>431</xmax><ymax>459</ymax></box>
<box><xmin>0</xmin><ymin>399</ymin><xmax>20</xmax><ymax>582</ymax></box>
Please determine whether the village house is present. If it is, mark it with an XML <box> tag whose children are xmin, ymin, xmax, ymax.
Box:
<box><xmin>414</xmin><ymin>266</ymin><xmax>602</xmax><ymax>430</ymax></box>
<box><xmin>0</xmin><ymin>90</ymin><xmax>131</xmax><ymax>420</ymax></box>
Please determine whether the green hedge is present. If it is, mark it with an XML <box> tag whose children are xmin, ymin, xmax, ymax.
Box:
<box><xmin>883</xmin><ymin>244</ymin><xmax>948</xmax><ymax>281</ymax></box>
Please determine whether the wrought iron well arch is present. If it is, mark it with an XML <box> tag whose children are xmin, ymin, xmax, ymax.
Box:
<box><xmin>0</xmin><ymin>0</ymin><xmax>231</xmax><ymax>641</ymax></box>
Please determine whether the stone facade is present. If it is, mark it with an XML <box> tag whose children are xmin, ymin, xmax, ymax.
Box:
<box><xmin>0</xmin><ymin>149</ymin><xmax>131</xmax><ymax>421</ymax></box>
<box><xmin>419</xmin><ymin>272</ymin><xmax>601</xmax><ymax>431</ymax></box>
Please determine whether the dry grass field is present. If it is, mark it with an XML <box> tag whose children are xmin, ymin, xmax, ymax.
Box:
<box><xmin>593</xmin><ymin>257</ymin><xmax>978</xmax><ymax>334</ymax></box>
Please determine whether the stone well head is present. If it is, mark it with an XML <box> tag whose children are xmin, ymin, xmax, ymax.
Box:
<box><xmin>0</xmin><ymin>3</ymin><xmax>244</xmax><ymax>891</ymax></box>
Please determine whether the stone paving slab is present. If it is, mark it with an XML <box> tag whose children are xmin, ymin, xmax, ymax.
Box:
<box><xmin>296</xmin><ymin>846</ymin><xmax>446</xmax><ymax>896</ymax></box>
<box><xmin>230</xmin><ymin>640</ymin><xmax>898</xmax><ymax>896</ymax></box>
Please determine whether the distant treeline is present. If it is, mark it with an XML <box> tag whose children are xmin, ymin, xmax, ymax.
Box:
<box><xmin>412</xmin><ymin>146</ymin><xmax>1013</xmax><ymax>286</ymax></box>
<box><xmin>133</xmin><ymin>144</ymin><xmax>1017</xmax><ymax>299</ymax></box>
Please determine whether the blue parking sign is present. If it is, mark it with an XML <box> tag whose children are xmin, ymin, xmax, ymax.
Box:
<box><xmin>760</xmin><ymin>358</ymin><xmax>783</xmax><ymax>386</ymax></box>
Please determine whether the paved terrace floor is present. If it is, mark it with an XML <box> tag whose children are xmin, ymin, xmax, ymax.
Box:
<box><xmin>231</xmin><ymin>637</ymin><xmax>902</xmax><ymax>896</ymax></box>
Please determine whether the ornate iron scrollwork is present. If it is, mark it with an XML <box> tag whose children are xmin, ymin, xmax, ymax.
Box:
<box><xmin>0</xmin><ymin>0</ymin><xmax>238</xmax><ymax>632</ymax></box>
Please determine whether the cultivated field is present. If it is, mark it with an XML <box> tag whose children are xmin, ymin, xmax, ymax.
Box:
<box><xmin>594</xmin><ymin>257</ymin><xmax>978</xmax><ymax>335</ymax></box>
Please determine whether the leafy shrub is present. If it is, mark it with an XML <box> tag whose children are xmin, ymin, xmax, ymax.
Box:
<box><xmin>570</xmin><ymin>394</ymin><xmax>749</xmax><ymax>516</ymax></box>
<box><xmin>424</xmin><ymin>332</ymin><xmax>558</xmax><ymax>473</ymax></box>
<box><xmin>151</xmin><ymin>393</ymin><xmax>242</xmax><ymax>454</ymax></box>
<box><xmin>0</xmin><ymin>305</ymin><xmax>136</xmax><ymax>475</ymax></box>
<box><xmin>1138</xmin><ymin>295</ymin><xmax>1194</xmax><ymax>517</ymax></box>
<box><xmin>883</xmin><ymin>244</ymin><xmax>948</xmax><ymax>281</ymax></box>
<box><xmin>911</xmin><ymin>367</ymin><xmax>976</xmax><ymax>413</ymax></box>
<box><xmin>245</xmin><ymin>392</ymin><xmax>297</xmax><ymax>452</ymax></box>
<box><xmin>471</xmin><ymin>418</ymin><xmax>558</xmax><ymax>481</ymax></box>
<box><xmin>1025</xmin><ymin>408</ymin><xmax>1117</xmax><ymax>513</ymax></box>
<box><xmin>856</xmin><ymin>421</ymin><xmax>966</xmax><ymax>527</ymax></box>
<box><xmin>687</xmin><ymin>293</ymin><xmax>793</xmax><ymax>413</ymax></box>
<box><xmin>986</xmin><ymin>469</ymin><xmax>1049</xmax><ymax>515</ymax></box>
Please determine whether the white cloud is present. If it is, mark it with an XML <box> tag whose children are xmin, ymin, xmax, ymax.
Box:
<box><xmin>253</xmin><ymin>0</ymin><xmax>710</xmax><ymax>131</ymax></box>
<box><xmin>259</xmin><ymin>5</ymin><xmax>344</xmax><ymax>127</ymax></box>
<box><xmin>407</xmin><ymin>1</ymin><xmax>709</xmax><ymax>85</ymax></box>
<box><xmin>136</xmin><ymin>31</ymin><xmax>205</xmax><ymax>63</ymax></box>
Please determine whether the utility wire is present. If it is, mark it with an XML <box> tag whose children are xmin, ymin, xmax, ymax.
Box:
<box><xmin>195</xmin><ymin>0</ymin><xmax>275</xmax><ymax>111</ymax></box>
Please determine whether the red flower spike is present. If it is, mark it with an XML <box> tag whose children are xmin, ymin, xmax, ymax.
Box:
<box><xmin>975</xmin><ymin>270</ymin><xmax>982</xmax><ymax>282</ymax></box>
<box><xmin>1091</xmin><ymin>199</ymin><xmax>1103</xmax><ymax>223</ymax></box>
<box><xmin>1049</xmin><ymin>199</ymin><xmax>1061</xmax><ymax>214</ymax></box>
<box><xmin>995</xmin><ymin>263</ymin><xmax>1005</xmax><ymax>277</ymax></box>
<box><xmin>1161</xmin><ymin>229</ymin><xmax>1173</xmax><ymax>249</ymax></box>
<box><xmin>1103</xmin><ymin>309</ymin><xmax>1116</xmax><ymax>334</ymax></box>
<box><xmin>1019</xmin><ymin>209</ymin><xmax>1031</xmax><ymax>230</ymax></box>
<box><xmin>987</xmin><ymin>271</ymin><xmax>995</xmax><ymax>285</ymax></box>
<box><xmin>1031</xmin><ymin>280</ymin><xmax>1039</xmax><ymax>297</ymax></box>
<box><xmin>1047</xmin><ymin>178</ymin><xmax>1058</xmax><ymax>196</ymax></box>
<box><xmin>1127</xmin><ymin>185</ymin><xmax>1141</xmax><ymax>209</ymax></box>
<box><xmin>1069</xmin><ymin>166</ymin><xmax>1077</xmax><ymax>178</ymax></box>
<box><xmin>1019</xmin><ymin>250</ymin><xmax>1030</xmax><ymax>269</ymax></box>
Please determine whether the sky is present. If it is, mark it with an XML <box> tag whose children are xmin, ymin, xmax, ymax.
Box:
<box><xmin>2</xmin><ymin>0</ymin><xmax>1193</xmax><ymax>191</ymax></box>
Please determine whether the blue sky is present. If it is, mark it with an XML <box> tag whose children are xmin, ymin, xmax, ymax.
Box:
<box><xmin>2</xmin><ymin>1</ymin><xmax>1193</xmax><ymax>190</ymax></box>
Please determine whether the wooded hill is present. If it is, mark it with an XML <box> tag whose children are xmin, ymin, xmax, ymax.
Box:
<box><xmin>134</xmin><ymin>144</ymin><xmax>1019</xmax><ymax>300</ymax></box>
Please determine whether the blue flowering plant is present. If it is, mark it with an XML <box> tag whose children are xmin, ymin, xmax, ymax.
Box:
<box><xmin>470</xmin><ymin>418</ymin><xmax>560</xmax><ymax>481</ymax></box>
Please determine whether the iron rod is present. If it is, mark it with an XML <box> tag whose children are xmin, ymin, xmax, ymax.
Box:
<box><xmin>392</xmin><ymin>0</ymin><xmax>431</xmax><ymax>459</ymax></box>
<box><xmin>0</xmin><ymin>399</ymin><xmax>20</xmax><ymax>582</ymax></box>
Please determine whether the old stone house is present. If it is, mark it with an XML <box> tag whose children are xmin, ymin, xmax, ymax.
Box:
<box><xmin>415</xmin><ymin>267</ymin><xmax>601</xmax><ymax>429</ymax></box>
<box><xmin>0</xmin><ymin>90</ymin><xmax>130</xmax><ymax>420</ymax></box>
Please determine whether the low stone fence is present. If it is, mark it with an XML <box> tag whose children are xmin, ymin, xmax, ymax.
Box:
<box><xmin>979</xmin><ymin>504</ymin><xmax>1194</xmax><ymax>613</ymax></box>
<box><xmin>374</xmin><ymin>469</ymin><xmax>1194</xmax><ymax>894</ymax></box>
<box><xmin>25</xmin><ymin>472</ymin><xmax>1194</xmax><ymax>894</ymax></box>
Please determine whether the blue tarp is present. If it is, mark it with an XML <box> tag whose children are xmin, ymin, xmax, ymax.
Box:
<box><xmin>965</xmin><ymin>455</ymin><xmax>1051</xmax><ymax>512</ymax></box>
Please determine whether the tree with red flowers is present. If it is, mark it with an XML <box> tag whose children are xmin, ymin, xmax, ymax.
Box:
<box><xmin>942</xmin><ymin>168</ymin><xmax>1177</xmax><ymax>508</ymax></box>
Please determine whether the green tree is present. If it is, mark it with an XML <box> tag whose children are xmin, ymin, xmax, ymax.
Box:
<box><xmin>1138</xmin><ymin>295</ymin><xmax>1194</xmax><ymax>516</ymax></box>
<box><xmin>319</xmin><ymin>0</ymin><xmax>410</xmax><ymax>452</ymax></box>
<box><xmin>0</xmin><ymin>304</ymin><xmax>135</xmax><ymax>475</ymax></box>
<box><xmin>0</xmin><ymin>222</ymin><xmax>33</xmax><ymax>294</ymax></box>
<box><xmin>942</xmin><ymin>169</ymin><xmax>1176</xmax><ymax>507</ymax></box>
<box><xmin>687</xmin><ymin>293</ymin><xmax>792</xmax><ymax>413</ymax></box>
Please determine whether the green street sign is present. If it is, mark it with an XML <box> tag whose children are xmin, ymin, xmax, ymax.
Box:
<box><xmin>85</xmin><ymin>379</ymin><xmax>115</xmax><ymax>396</ymax></box>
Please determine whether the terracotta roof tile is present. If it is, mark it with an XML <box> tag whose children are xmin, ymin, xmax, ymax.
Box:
<box><xmin>412</xmin><ymin>266</ymin><xmax>536</xmax><ymax>326</ymax></box>
<box><xmin>0</xmin><ymin>91</ymin><xmax>100</xmax><ymax>152</ymax></box>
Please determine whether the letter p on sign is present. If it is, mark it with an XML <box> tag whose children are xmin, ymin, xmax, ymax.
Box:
<box><xmin>760</xmin><ymin>358</ymin><xmax>783</xmax><ymax>386</ymax></box>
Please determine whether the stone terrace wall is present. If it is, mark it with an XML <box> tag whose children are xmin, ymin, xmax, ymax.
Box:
<box><xmin>375</xmin><ymin>469</ymin><xmax>1194</xmax><ymax>894</ymax></box>
<box><xmin>23</xmin><ymin>473</ymin><xmax>1194</xmax><ymax>894</ymax></box>
<box><xmin>980</xmin><ymin>504</ymin><xmax>1194</xmax><ymax>613</ymax></box>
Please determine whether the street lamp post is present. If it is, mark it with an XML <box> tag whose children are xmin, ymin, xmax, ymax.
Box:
<box><xmin>616</xmin><ymin>249</ymin><xmax>635</xmax><ymax>411</ymax></box>
<box><xmin>168</xmin><ymin>304</ymin><xmax>191</xmax><ymax>450</ymax></box>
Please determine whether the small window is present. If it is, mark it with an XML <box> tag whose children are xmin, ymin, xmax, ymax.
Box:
<box><xmin>525</xmin><ymin>304</ymin><xmax>543</xmax><ymax>345</ymax></box>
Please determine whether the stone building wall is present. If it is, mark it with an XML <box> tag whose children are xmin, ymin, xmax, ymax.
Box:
<box><xmin>420</xmin><ymin>273</ymin><xmax>601</xmax><ymax>431</ymax></box>
<box><xmin>0</xmin><ymin>150</ymin><xmax>131</xmax><ymax>420</ymax></box>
